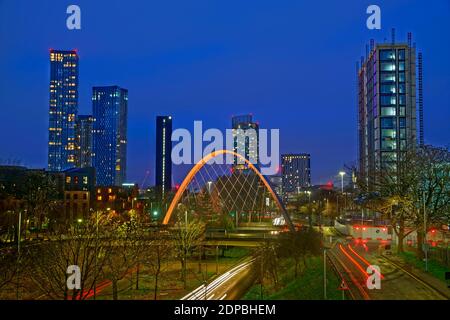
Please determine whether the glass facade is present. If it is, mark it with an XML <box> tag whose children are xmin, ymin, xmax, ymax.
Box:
<box><xmin>232</xmin><ymin>114</ymin><xmax>259</xmax><ymax>170</ymax></box>
<box><xmin>378</xmin><ymin>46</ymin><xmax>411</xmax><ymax>167</ymax></box>
<box><xmin>92</xmin><ymin>86</ymin><xmax>128</xmax><ymax>186</ymax></box>
<box><xmin>48</xmin><ymin>50</ymin><xmax>79</xmax><ymax>171</ymax></box>
<box><xmin>359</xmin><ymin>43</ymin><xmax>417</xmax><ymax>187</ymax></box>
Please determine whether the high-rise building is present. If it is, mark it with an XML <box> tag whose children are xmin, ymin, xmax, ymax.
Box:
<box><xmin>281</xmin><ymin>154</ymin><xmax>311</xmax><ymax>195</ymax></box>
<box><xmin>281</xmin><ymin>153</ymin><xmax>311</xmax><ymax>196</ymax></box>
<box><xmin>358</xmin><ymin>36</ymin><xmax>417</xmax><ymax>188</ymax></box>
<box><xmin>231</xmin><ymin>114</ymin><xmax>259</xmax><ymax>170</ymax></box>
<box><xmin>48</xmin><ymin>49</ymin><xmax>79</xmax><ymax>171</ymax></box>
<box><xmin>155</xmin><ymin>116</ymin><xmax>172</xmax><ymax>200</ymax></box>
<box><xmin>92</xmin><ymin>86</ymin><xmax>128</xmax><ymax>186</ymax></box>
<box><xmin>75</xmin><ymin>115</ymin><xmax>93</xmax><ymax>168</ymax></box>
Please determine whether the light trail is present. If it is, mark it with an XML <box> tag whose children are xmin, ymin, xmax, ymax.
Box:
<box><xmin>181</xmin><ymin>259</ymin><xmax>254</xmax><ymax>300</ymax></box>
<box><xmin>347</xmin><ymin>244</ymin><xmax>384</xmax><ymax>280</ymax></box>
<box><xmin>338</xmin><ymin>244</ymin><xmax>368</xmax><ymax>280</ymax></box>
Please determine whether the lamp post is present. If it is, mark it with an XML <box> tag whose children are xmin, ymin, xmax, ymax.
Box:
<box><xmin>338</xmin><ymin>171</ymin><xmax>346</xmax><ymax>218</ymax></box>
<box><xmin>16</xmin><ymin>210</ymin><xmax>22</xmax><ymax>300</ymax></box>
<box><xmin>323</xmin><ymin>249</ymin><xmax>327</xmax><ymax>300</ymax></box>
<box><xmin>94</xmin><ymin>209</ymin><xmax>99</xmax><ymax>300</ymax></box>
<box><xmin>306</xmin><ymin>191</ymin><xmax>312</xmax><ymax>228</ymax></box>
<box><xmin>423</xmin><ymin>190</ymin><xmax>428</xmax><ymax>272</ymax></box>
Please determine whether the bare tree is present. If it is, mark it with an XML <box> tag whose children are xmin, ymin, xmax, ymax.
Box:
<box><xmin>0</xmin><ymin>248</ymin><xmax>17</xmax><ymax>298</ymax></box>
<box><xmin>102</xmin><ymin>216</ymin><xmax>143</xmax><ymax>300</ymax></box>
<box><xmin>172</xmin><ymin>209</ymin><xmax>205</xmax><ymax>289</ymax></box>
<box><xmin>359</xmin><ymin>146</ymin><xmax>450</xmax><ymax>254</ymax></box>
<box><xmin>142</xmin><ymin>231</ymin><xmax>173</xmax><ymax>300</ymax></box>
<box><xmin>253</xmin><ymin>240</ymin><xmax>279</xmax><ymax>299</ymax></box>
<box><xmin>25</xmin><ymin>214</ymin><xmax>111</xmax><ymax>300</ymax></box>
<box><xmin>278</xmin><ymin>229</ymin><xmax>322</xmax><ymax>278</ymax></box>
<box><xmin>412</xmin><ymin>146</ymin><xmax>450</xmax><ymax>257</ymax></box>
<box><xmin>22</xmin><ymin>171</ymin><xmax>59</xmax><ymax>239</ymax></box>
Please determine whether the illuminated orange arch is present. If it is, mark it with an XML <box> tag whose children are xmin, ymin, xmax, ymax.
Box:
<box><xmin>162</xmin><ymin>149</ymin><xmax>294</xmax><ymax>231</ymax></box>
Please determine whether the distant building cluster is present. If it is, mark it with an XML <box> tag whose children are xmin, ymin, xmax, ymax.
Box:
<box><xmin>0</xmin><ymin>165</ymin><xmax>139</xmax><ymax>222</ymax></box>
<box><xmin>47</xmin><ymin>50</ymin><xmax>128</xmax><ymax>187</ymax></box>
<box><xmin>40</xmin><ymin>50</ymin><xmax>132</xmax><ymax>221</ymax></box>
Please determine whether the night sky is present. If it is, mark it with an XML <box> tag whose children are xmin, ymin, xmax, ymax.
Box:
<box><xmin>0</xmin><ymin>0</ymin><xmax>449</xmax><ymax>187</ymax></box>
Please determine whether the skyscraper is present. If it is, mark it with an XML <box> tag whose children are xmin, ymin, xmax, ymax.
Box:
<box><xmin>155</xmin><ymin>116</ymin><xmax>172</xmax><ymax>200</ymax></box>
<box><xmin>92</xmin><ymin>86</ymin><xmax>128</xmax><ymax>186</ymax></box>
<box><xmin>281</xmin><ymin>154</ymin><xmax>311</xmax><ymax>195</ymax></box>
<box><xmin>48</xmin><ymin>49</ymin><xmax>79</xmax><ymax>171</ymax></box>
<box><xmin>75</xmin><ymin>115</ymin><xmax>93</xmax><ymax>168</ymax></box>
<box><xmin>358</xmin><ymin>36</ymin><xmax>417</xmax><ymax>188</ymax></box>
<box><xmin>231</xmin><ymin>114</ymin><xmax>259</xmax><ymax>170</ymax></box>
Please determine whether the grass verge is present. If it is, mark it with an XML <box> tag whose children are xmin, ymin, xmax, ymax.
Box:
<box><xmin>399</xmin><ymin>250</ymin><xmax>449</xmax><ymax>283</ymax></box>
<box><xmin>243</xmin><ymin>255</ymin><xmax>343</xmax><ymax>300</ymax></box>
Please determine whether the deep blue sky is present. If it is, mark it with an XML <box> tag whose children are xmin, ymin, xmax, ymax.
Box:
<box><xmin>0</xmin><ymin>0</ymin><xmax>449</xmax><ymax>186</ymax></box>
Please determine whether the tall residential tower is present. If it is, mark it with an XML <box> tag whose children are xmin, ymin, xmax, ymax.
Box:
<box><xmin>92</xmin><ymin>86</ymin><xmax>128</xmax><ymax>186</ymax></box>
<box><xmin>48</xmin><ymin>49</ymin><xmax>79</xmax><ymax>171</ymax></box>
<box><xmin>358</xmin><ymin>35</ymin><xmax>417</xmax><ymax>188</ymax></box>
<box><xmin>231</xmin><ymin>114</ymin><xmax>259</xmax><ymax>170</ymax></box>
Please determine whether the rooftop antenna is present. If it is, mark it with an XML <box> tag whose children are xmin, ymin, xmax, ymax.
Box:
<box><xmin>407</xmin><ymin>32</ymin><xmax>412</xmax><ymax>47</ymax></box>
<box><xmin>418</xmin><ymin>52</ymin><xmax>424</xmax><ymax>146</ymax></box>
<box><xmin>391</xmin><ymin>28</ymin><xmax>395</xmax><ymax>44</ymax></box>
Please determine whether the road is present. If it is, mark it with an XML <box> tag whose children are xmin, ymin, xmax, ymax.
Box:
<box><xmin>328</xmin><ymin>238</ymin><xmax>449</xmax><ymax>300</ymax></box>
<box><xmin>181</xmin><ymin>258</ymin><xmax>256</xmax><ymax>300</ymax></box>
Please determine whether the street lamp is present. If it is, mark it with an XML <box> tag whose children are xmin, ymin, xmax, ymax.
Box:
<box><xmin>339</xmin><ymin>171</ymin><xmax>346</xmax><ymax>193</ymax></box>
<box><xmin>306</xmin><ymin>191</ymin><xmax>312</xmax><ymax>227</ymax></box>
<box><xmin>306</xmin><ymin>190</ymin><xmax>311</xmax><ymax>199</ymax></box>
<box><xmin>422</xmin><ymin>190</ymin><xmax>428</xmax><ymax>272</ymax></box>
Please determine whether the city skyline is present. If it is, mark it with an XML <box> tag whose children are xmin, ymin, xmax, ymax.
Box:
<box><xmin>0</xmin><ymin>0</ymin><xmax>449</xmax><ymax>305</ymax></box>
<box><xmin>0</xmin><ymin>0</ymin><xmax>449</xmax><ymax>187</ymax></box>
